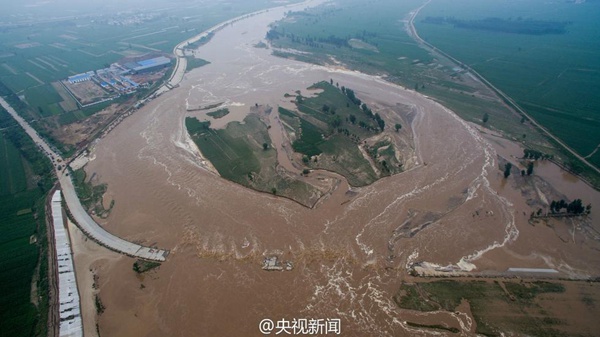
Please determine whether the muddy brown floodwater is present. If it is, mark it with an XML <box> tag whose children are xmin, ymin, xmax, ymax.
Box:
<box><xmin>81</xmin><ymin>1</ymin><xmax>600</xmax><ymax>336</ymax></box>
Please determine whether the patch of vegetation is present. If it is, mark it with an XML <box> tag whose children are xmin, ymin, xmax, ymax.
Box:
<box><xmin>206</xmin><ymin>108</ymin><xmax>230</xmax><ymax>119</ymax></box>
<box><xmin>281</xmin><ymin>81</ymin><xmax>403</xmax><ymax>186</ymax></box>
<box><xmin>394</xmin><ymin>280</ymin><xmax>567</xmax><ymax>336</ymax></box>
<box><xmin>406</xmin><ymin>322</ymin><xmax>460</xmax><ymax>334</ymax></box>
<box><xmin>254</xmin><ymin>41</ymin><xmax>269</xmax><ymax>49</ymax></box>
<box><xmin>422</xmin><ymin>16</ymin><xmax>570</xmax><ymax>35</ymax></box>
<box><xmin>185</xmin><ymin>32</ymin><xmax>215</xmax><ymax>50</ymax></box>
<box><xmin>132</xmin><ymin>260</ymin><xmax>161</xmax><ymax>274</ymax></box>
<box><xmin>365</xmin><ymin>139</ymin><xmax>403</xmax><ymax>176</ymax></box>
<box><xmin>0</xmin><ymin>112</ymin><xmax>54</xmax><ymax>192</ymax></box>
<box><xmin>72</xmin><ymin>168</ymin><xmax>113</xmax><ymax>218</ymax></box>
<box><xmin>266</xmin><ymin>0</ymin><xmax>600</xmax><ymax>187</ymax></box>
<box><xmin>0</xmin><ymin>108</ymin><xmax>54</xmax><ymax>337</ymax></box>
<box><xmin>94</xmin><ymin>294</ymin><xmax>105</xmax><ymax>315</ymax></box>
<box><xmin>186</xmin><ymin>114</ymin><xmax>322</xmax><ymax>207</ymax></box>
<box><xmin>504</xmin><ymin>281</ymin><xmax>565</xmax><ymax>303</ymax></box>
<box><xmin>393</xmin><ymin>283</ymin><xmax>438</xmax><ymax>312</ymax></box>
<box><xmin>415</xmin><ymin>0</ymin><xmax>600</xmax><ymax>174</ymax></box>
<box><xmin>549</xmin><ymin>199</ymin><xmax>591</xmax><ymax>215</ymax></box>
<box><xmin>0</xmin><ymin>132</ymin><xmax>28</xmax><ymax>196</ymax></box>
<box><xmin>0</xmin><ymin>0</ymin><xmax>304</xmax><ymax>155</ymax></box>
<box><xmin>185</xmin><ymin>57</ymin><xmax>210</xmax><ymax>73</ymax></box>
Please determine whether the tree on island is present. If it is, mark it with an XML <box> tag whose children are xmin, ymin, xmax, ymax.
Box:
<box><xmin>374</xmin><ymin>113</ymin><xmax>385</xmax><ymax>131</ymax></box>
<box><xmin>395</xmin><ymin>123</ymin><xmax>402</xmax><ymax>132</ymax></box>
<box><xmin>504</xmin><ymin>162</ymin><xmax>512</xmax><ymax>178</ymax></box>
<box><xmin>526</xmin><ymin>162</ymin><xmax>534</xmax><ymax>176</ymax></box>
<box><xmin>263</xmin><ymin>143</ymin><xmax>269</xmax><ymax>150</ymax></box>
<box><xmin>483</xmin><ymin>113</ymin><xmax>489</xmax><ymax>124</ymax></box>
<box><xmin>550</xmin><ymin>199</ymin><xmax>589</xmax><ymax>215</ymax></box>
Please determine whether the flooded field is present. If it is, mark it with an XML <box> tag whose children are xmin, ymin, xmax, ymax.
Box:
<box><xmin>82</xmin><ymin>1</ymin><xmax>600</xmax><ymax>335</ymax></box>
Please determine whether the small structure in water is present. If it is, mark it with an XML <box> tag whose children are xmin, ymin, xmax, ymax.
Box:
<box><xmin>263</xmin><ymin>256</ymin><xmax>283</xmax><ymax>271</ymax></box>
<box><xmin>262</xmin><ymin>256</ymin><xmax>293</xmax><ymax>271</ymax></box>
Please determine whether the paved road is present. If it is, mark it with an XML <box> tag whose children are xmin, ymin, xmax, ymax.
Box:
<box><xmin>59</xmin><ymin>174</ymin><xmax>167</xmax><ymax>261</ymax></box>
<box><xmin>155</xmin><ymin>7</ymin><xmax>281</xmax><ymax>96</ymax></box>
<box><xmin>0</xmin><ymin>97</ymin><xmax>168</xmax><ymax>261</ymax></box>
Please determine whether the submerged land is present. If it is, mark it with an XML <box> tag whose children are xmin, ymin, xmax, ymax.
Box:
<box><xmin>1</xmin><ymin>0</ymin><xmax>599</xmax><ymax>336</ymax></box>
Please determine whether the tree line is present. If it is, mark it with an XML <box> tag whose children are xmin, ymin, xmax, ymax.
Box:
<box><xmin>341</xmin><ymin>86</ymin><xmax>385</xmax><ymax>131</ymax></box>
<box><xmin>549</xmin><ymin>199</ymin><xmax>590</xmax><ymax>215</ymax></box>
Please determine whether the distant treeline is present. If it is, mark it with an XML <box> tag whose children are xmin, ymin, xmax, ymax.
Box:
<box><xmin>422</xmin><ymin>16</ymin><xmax>570</xmax><ymax>35</ymax></box>
<box><xmin>266</xmin><ymin>29</ymin><xmax>350</xmax><ymax>48</ymax></box>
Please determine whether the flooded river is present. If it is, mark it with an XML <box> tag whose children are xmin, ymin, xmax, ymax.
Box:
<box><xmin>83</xmin><ymin>1</ymin><xmax>600</xmax><ymax>335</ymax></box>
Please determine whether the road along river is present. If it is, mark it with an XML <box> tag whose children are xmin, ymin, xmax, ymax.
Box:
<box><xmin>0</xmin><ymin>97</ymin><xmax>168</xmax><ymax>262</ymax></box>
<box><xmin>82</xmin><ymin>1</ymin><xmax>600</xmax><ymax>336</ymax></box>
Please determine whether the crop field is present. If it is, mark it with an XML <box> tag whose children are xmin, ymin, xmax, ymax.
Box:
<box><xmin>0</xmin><ymin>107</ymin><xmax>54</xmax><ymax>336</ymax></box>
<box><xmin>206</xmin><ymin>108</ymin><xmax>230</xmax><ymax>119</ymax></box>
<box><xmin>0</xmin><ymin>132</ymin><xmax>47</xmax><ymax>336</ymax></box>
<box><xmin>187</xmin><ymin>117</ymin><xmax>263</xmax><ymax>185</ymax></box>
<box><xmin>395</xmin><ymin>280</ymin><xmax>600</xmax><ymax>336</ymax></box>
<box><xmin>266</xmin><ymin>0</ymin><xmax>600</xmax><ymax>186</ymax></box>
<box><xmin>24</xmin><ymin>84</ymin><xmax>64</xmax><ymax>117</ymax></box>
<box><xmin>415</xmin><ymin>0</ymin><xmax>600</xmax><ymax>166</ymax></box>
<box><xmin>0</xmin><ymin>133</ymin><xmax>28</xmax><ymax>196</ymax></box>
<box><xmin>0</xmin><ymin>0</ymin><xmax>302</xmax><ymax>126</ymax></box>
<box><xmin>186</xmin><ymin>114</ymin><xmax>321</xmax><ymax>206</ymax></box>
<box><xmin>268</xmin><ymin>0</ymin><xmax>432</xmax><ymax>85</ymax></box>
<box><xmin>0</xmin><ymin>188</ymin><xmax>46</xmax><ymax>337</ymax></box>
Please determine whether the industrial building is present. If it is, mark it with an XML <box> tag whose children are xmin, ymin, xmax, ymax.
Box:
<box><xmin>122</xmin><ymin>56</ymin><xmax>171</xmax><ymax>74</ymax></box>
<box><xmin>67</xmin><ymin>72</ymin><xmax>94</xmax><ymax>84</ymax></box>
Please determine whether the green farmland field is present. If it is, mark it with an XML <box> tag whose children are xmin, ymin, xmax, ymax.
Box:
<box><xmin>0</xmin><ymin>133</ymin><xmax>28</xmax><ymax>196</ymax></box>
<box><xmin>186</xmin><ymin>114</ymin><xmax>321</xmax><ymax>207</ymax></box>
<box><xmin>0</xmin><ymin>107</ymin><xmax>54</xmax><ymax>337</ymax></box>
<box><xmin>267</xmin><ymin>0</ymin><xmax>600</xmax><ymax>186</ymax></box>
<box><xmin>415</xmin><ymin>0</ymin><xmax>600</xmax><ymax>165</ymax></box>
<box><xmin>0</xmin><ymin>0</ymin><xmax>303</xmax><ymax>145</ymax></box>
<box><xmin>0</xmin><ymin>145</ymin><xmax>47</xmax><ymax>337</ymax></box>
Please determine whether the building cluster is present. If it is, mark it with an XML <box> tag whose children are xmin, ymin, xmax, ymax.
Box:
<box><xmin>64</xmin><ymin>56</ymin><xmax>171</xmax><ymax>107</ymax></box>
<box><xmin>67</xmin><ymin>56</ymin><xmax>170</xmax><ymax>92</ymax></box>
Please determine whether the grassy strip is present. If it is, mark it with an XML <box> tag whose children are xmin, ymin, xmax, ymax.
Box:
<box><xmin>394</xmin><ymin>280</ymin><xmax>566</xmax><ymax>336</ymax></box>
<box><xmin>133</xmin><ymin>260</ymin><xmax>161</xmax><ymax>274</ymax></box>
<box><xmin>186</xmin><ymin>114</ymin><xmax>321</xmax><ymax>206</ymax></box>
<box><xmin>72</xmin><ymin>169</ymin><xmax>113</xmax><ymax>218</ymax></box>
<box><xmin>185</xmin><ymin>57</ymin><xmax>210</xmax><ymax>73</ymax></box>
<box><xmin>406</xmin><ymin>322</ymin><xmax>459</xmax><ymax>334</ymax></box>
<box><xmin>206</xmin><ymin>108</ymin><xmax>230</xmax><ymax>119</ymax></box>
